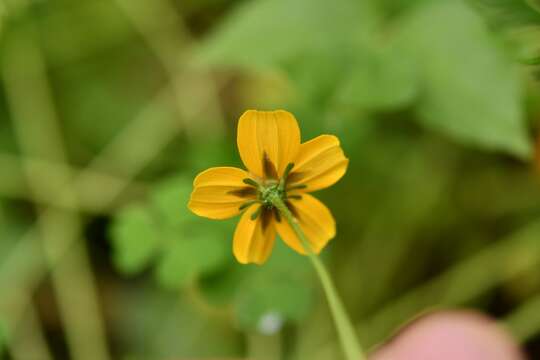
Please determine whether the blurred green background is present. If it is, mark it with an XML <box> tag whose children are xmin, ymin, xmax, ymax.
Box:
<box><xmin>1</xmin><ymin>0</ymin><xmax>540</xmax><ymax>358</ymax></box>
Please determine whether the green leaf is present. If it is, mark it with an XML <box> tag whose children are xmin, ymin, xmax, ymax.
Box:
<box><xmin>111</xmin><ymin>206</ymin><xmax>160</xmax><ymax>274</ymax></box>
<box><xmin>110</xmin><ymin>175</ymin><xmax>231</xmax><ymax>289</ymax></box>
<box><xmin>397</xmin><ymin>0</ymin><xmax>532</xmax><ymax>158</ymax></box>
<box><xmin>150</xmin><ymin>175</ymin><xmax>193</xmax><ymax>228</ymax></box>
<box><xmin>335</xmin><ymin>46</ymin><xmax>418</xmax><ymax>111</ymax></box>
<box><xmin>196</xmin><ymin>0</ymin><xmax>378</xmax><ymax>69</ymax></box>
<box><xmin>149</xmin><ymin>176</ymin><xmax>231</xmax><ymax>288</ymax></box>
<box><xmin>156</xmin><ymin>228</ymin><xmax>229</xmax><ymax>289</ymax></box>
<box><xmin>233</xmin><ymin>241</ymin><xmax>314</xmax><ymax>332</ymax></box>
<box><xmin>236</xmin><ymin>280</ymin><xmax>312</xmax><ymax>333</ymax></box>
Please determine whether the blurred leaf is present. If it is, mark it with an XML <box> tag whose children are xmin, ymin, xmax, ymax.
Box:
<box><xmin>111</xmin><ymin>206</ymin><xmax>160</xmax><ymax>274</ymax></box>
<box><xmin>468</xmin><ymin>0</ymin><xmax>540</xmax><ymax>28</ymax></box>
<box><xmin>110</xmin><ymin>175</ymin><xmax>231</xmax><ymax>287</ymax></box>
<box><xmin>198</xmin><ymin>241</ymin><xmax>318</xmax><ymax>333</ymax></box>
<box><xmin>156</xmin><ymin>229</ymin><xmax>228</xmax><ymax>289</ymax></box>
<box><xmin>196</xmin><ymin>0</ymin><xmax>378</xmax><ymax>69</ymax></box>
<box><xmin>150</xmin><ymin>176</ymin><xmax>191</xmax><ymax>227</ymax></box>
<box><xmin>285</xmin><ymin>51</ymin><xmax>350</xmax><ymax>108</ymax></box>
<box><xmin>151</xmin><ymin>176</ymin><xmax>230</xmax><ymax>289</ymax></box>
<box><xmin>472</xmin><ymin>1</ymin><xmax>540</xmax><ymax>64</ymax></box>
<box><xmin>335</xmin><ymin>46</ymin><xmax>418</xmax><ymax>111</ymax></box>
<box><xmin>376</xmin><ymin>0</ymin><xmax>427</xmax><ymax>18</ymax></box>
<box><xmin>234</xmin><ymin>241</ymin><xmax>314</xmax><ymax>332</ymax></box>
<box><xmin>397</xmin><ymin>0</ymin><xmax>532</xmax><ymax>158</ymax></box>
<box><xmin>501</xmin><ymin>26</ymin><xmax>540</xmax><ymax>66</ymax></box>
<box><xmin>236</xmin><ymin>280</ymin><xmax>311</xmax><ymax>332</ymax></box>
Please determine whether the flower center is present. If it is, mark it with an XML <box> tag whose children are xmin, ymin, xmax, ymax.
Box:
<box><xmin>240</xmin><ymin>162</ymin><xmax>305</xmax><ymax>220</ymax></box>
<box><xmin>260</xmin><ymin>183</ymin><xmax>283</xmax><ymax>208</ymax></box>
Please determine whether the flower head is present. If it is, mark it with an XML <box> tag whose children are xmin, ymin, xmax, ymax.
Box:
<box><xmin>188</xmin><ymin>110</ymin><xmax>349</xmax><ymax>264</ymax></box>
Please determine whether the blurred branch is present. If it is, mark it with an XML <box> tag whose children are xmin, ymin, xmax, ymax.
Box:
<box><xmin>505</xmin><ymin>292</ymin><xmax>540</xmax><ymax>342</ymax></box>
<box><xmin>2</xmin><ymin>21</ymin><xmax>110</xmax><ymax>360</ymax></box>
<box><xmin>5</xmin><ymin>298</ymin><xmax>53</xmax><ymax>360</ymax></box>
<box><xmin>0</xmin><ymin>152</ymin><xmax>148</xmax><ymax>213</ymax></box>
<box><xmin>247</xmin><ymin>333</ymin><xmax>282</xmax><ymax>360</ymax></box>
<box><xmin>0</xmin><ymin>3</ymin><xmax>230</xmax><ymax>358</ymax></box>
<box><xmin>112</xmin><ymin>0</ymin><xmax>226</xmax><ymax>137</ymax></box>
<box><xmin>82</xmin><ymin>89</ymin><xmax>180</xmax><ymax>176</ymax></box>
<box><xmin>357</xmin><ymin>219</ymin><xmax>540</xmax><ymax>348</ymax></box>
<box><xmin>0</xmin><ymin>89</ymin><xmax>180</xmax><ymax>313</ymax></box>
<box><xmin>0</xmin><ymin>44</ymin><xmax>224</xmax><ymax>359</ymax></box>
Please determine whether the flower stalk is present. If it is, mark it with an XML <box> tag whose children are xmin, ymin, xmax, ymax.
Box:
<box><xmin>270</xmin><ymin>194</ymin><xmax>366</xmax><ymax>360</ymax></box>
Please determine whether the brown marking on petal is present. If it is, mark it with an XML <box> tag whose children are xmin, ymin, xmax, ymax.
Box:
<box><xmin>261</xmin><ymin>208</ymin><xmax>273</xmax><ymax>230</ymax></box>
<box><xmin>286</xmin><ymin>171</ymin><xmax>306</xmax><ymax>184</ymax></box>
<box><xmin>287</xmin><ymin>194</ymin><xmax>303</xmax><ymax>200</ymax></box>
<box><xmin>285</xmin><ymin>200</ymin><xmax>300</xmax><ymax>219</ymax></box>
<box><xmin>286</xmin><ymin>183</ymin><xmax>307</xmax><ymax>191</ymax></box>
<box><xmin>273</xmin><ymin>207</ymin><xmax>282</xmax><ymax>223</ymax></box>
<box><xmin>262</xmin><ymin>152</ymin><xmax>279</xmax><ymax>179</ymax></box>
<box><xmin>228</xmin><ymin>186</ymin><xmax>257</xmax><ymax>198</ymax></box>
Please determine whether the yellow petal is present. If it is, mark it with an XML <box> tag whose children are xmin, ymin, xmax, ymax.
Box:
<box><xmin>274</xmin><ymin>194</ymin><xmax>336</xmax><ymax>255</ymax></box>
<box><xmin>188</xmin><ymin>167</ymin><xmax>256</xmax><ymax>220</ymax></box>
<box><xmin>233</xmin><ymin>205</ymin><xmax>276</xmax><ymax>264</ymax></box>
<box><xmin>288</xmin><ymin>135</ymin><xmax>348</xmax><ymax>192</ymax></box>
<box><xmin>237</xmin><ymin>110</ymin><xmax>301</xmax><ymax>179</ymax></box>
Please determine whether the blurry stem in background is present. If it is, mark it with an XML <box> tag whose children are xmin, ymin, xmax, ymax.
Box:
<box><xmin>354</xmin><ymin>219</ymin><xmax>540</xmax><ymax>348</ymax></box>
<box><xmin>505</xmin><ymin>292</ymin><xmax>540</xmax><ymax>342</ymax></box>
<box><xmin>525</xmin><ymin>0</ymin><xmax>540</xmax><ymax>14</ymax></box>
<box><xmin>0</xmin><ymin>0</ymin><xmax>228</xmax><ymax>308</ymax></box>
<box><xmin>113</xmin><ymin>0</ymin><xmax>225</xmax><ymax>137</ymax></box>
<box><xmin>0</xmin><ymin>152</ymin><xmax>148</xmax><ymax>213</ymax></box>
<box><xmin>0</xmin><ymin>200</ymin><xmax>5</xmax><ymax>224</ymax></box>
<box><xmin>271</xmin><ymin>195</ymin><xmax>366</xmax><ymax>360</ymax></box>
<box><xmin>7</xmin><ymin>301</ymin><xmax>53</xmax><ymax>360</ymax></box>
<box><xmin>0</xmin><ymin>72</ymin><xmax>191</xmax><ymax>325</ymax></box>
<box><xmin>2</xmin><ymin>19</ymin><xmax>110</xmax><ymax>360</ymax></box>
<box><xmin>247</xmin><ymin>333</ymin><xmax>282</xmax><ymax>360</ymax></box>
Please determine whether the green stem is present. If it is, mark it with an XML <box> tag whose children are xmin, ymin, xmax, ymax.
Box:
<box><xmin>271</xmin><ymin>196</ymin><xmax>366</xmax><ymax>360</ymax></box>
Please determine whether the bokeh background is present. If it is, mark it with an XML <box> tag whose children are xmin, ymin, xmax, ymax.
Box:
<box><xmin>1</xmin><ymin>0</ymin><xmax>540</xmax><ymax>359</ymax></box>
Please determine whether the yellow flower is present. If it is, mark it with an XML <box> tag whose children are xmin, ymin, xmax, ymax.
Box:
<box><xmin>188</xmin><ymin>110</ymin><xmax>349</xmax><ymax>264</ymax></box>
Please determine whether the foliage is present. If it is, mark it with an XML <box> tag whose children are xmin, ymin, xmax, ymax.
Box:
<box><xmin>111</xmin><ymin>175</ymin><xmax>315</xmax><ymax>332</ymax></box>
<box><xmin>1</xmin><ymin>0</ymin><xmax>540</xmax><ymax>358</ymax></box>
<box><xmin>395</xmin><ymin>0</ymin><xmax>530</xmax><ymax>157</ymax></box>
<box><xmin>198</xmin><ymin>0</ymin><xmax>534</xmax><ymax>158</ymax></box>
<box><xmin>111</xmin><ymin>176</ymin><xmax>230</xmax><ymax>288</ymax></box>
